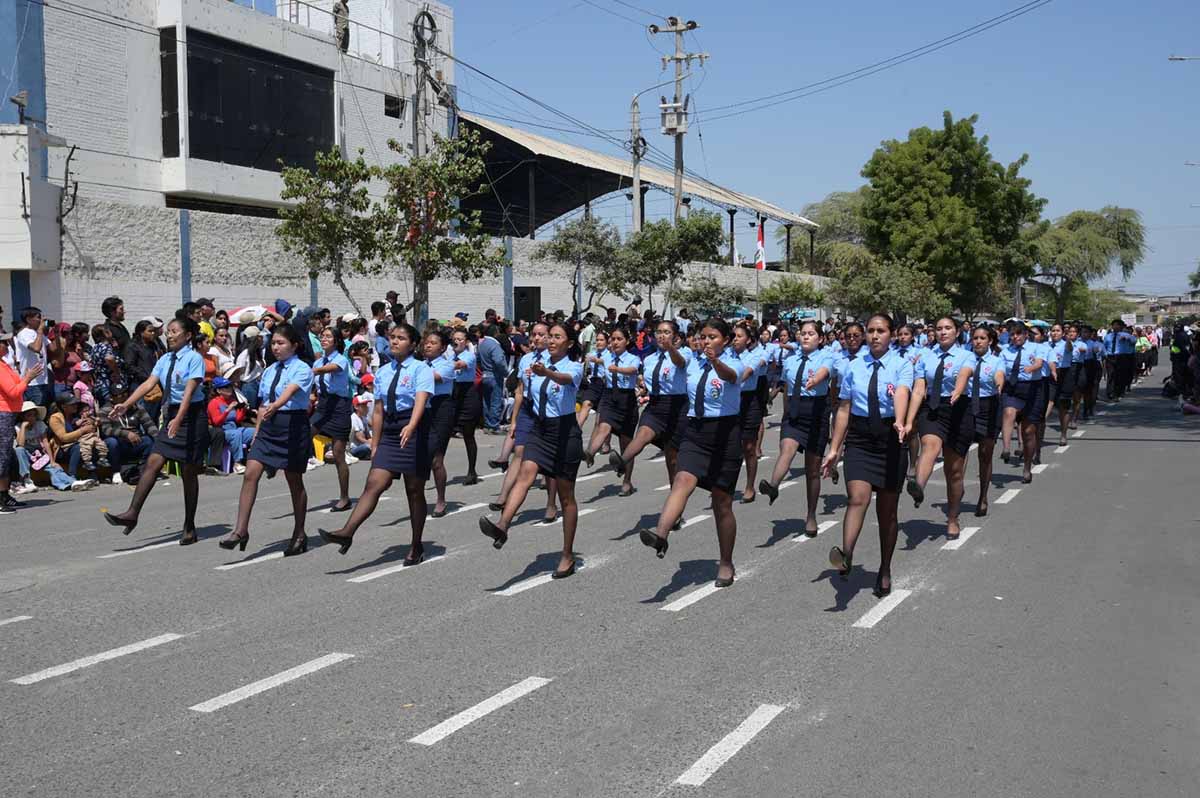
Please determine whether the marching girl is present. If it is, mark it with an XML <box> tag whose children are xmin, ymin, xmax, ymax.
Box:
<box><xmin>894</xmin><ymin>323</ymin><xmax>922</xmax><ymax>473</ymax></box>
<box><xmin>998</xmin><ymin>321</ymin><xmax>1046</xmax><ymax>484</ymax></box>
<box><xmin>1032</xmin><ymin>325</ymin><xmax>1057</xmax><ymax>465</ymax></box>
<box><xmin>821</xmin><ymin>313</ymin><xmax>914</xmax><ymax>598</ymax></box>
<box><xmin>637</xmin><ymin>318</ymin><xmax>744</xmax><ymax>589</ymax></box>
<box><xmin>479</xmin><ymin>321</ymin><xmax>584</xmax><ymax>579</ymax></box>
<box><xmin>1050</xmin><ymin>324</ymin><xmax>1086</xmax><ymax>445</ymax></box>
<box><xmin>422</xmin><ymin>330</ymin><xmax>457</xmax><ymax>518</ymax></box>
<box><xmin>967</xmin><ymin>325</ymin><xmax>1005</xmax><ymax>517</ymax></box>
<box><xmin>827</xmin><ymin>321</ymin><xmax>865</xmax><ymax>486</ymax></box>
<box><xmin>575</xmin><ymin>330</ymin><xmax>608</xmax><ymax>429</ymax></box>
<box><xmin>449</xmin><ymin>328</ymin><xmax>483</xmax><ymax>485</ymax></box>
<box><xmin>732</xmin><ymin>323</ymin><xmax>768</xmax><ymax>502</ymax></box>
<box><xmin>583</xmin><ymin>325</ymin><xmax>641</xmax><ymax>496</ymax></box>
<box><xmin>490</xmin><ymin>322</ymin><xmax>558</xmax><ymax>522</ymax></box>
<box><xmin>312</xmin><ymin>326</ymin><xmax>354</xmax><ymax>512</ymax></box>
<box><xmin>766</xmin><ymin>325</ymin><xmax>796</xmax><ymax>406</ymax></box>
<box><xmin>102</xmin><ymin>317</ymin><xmax>207</xmax><ymax>544</ymax></box>
<box><xmin>905</xmin><ymin>316</ymin><xmax>975</xmax><ymax>539</ymax></box>
<box><xmin>319</xmin><ymin>323</ymin><xmax>433</xmax><ymax>564</ymax></box>
<box><xmin>610</xmin><ymin>321</ymin><xmax>691</xmax><ymax>510</ymax></box>
<box><xmin>759</xmin><ymin>319</ymin><xmax>832</xmax><ymax>537</ymax></box>
<box><xmin>220</xmin><ymin>324</ymin><xmax>315</xmax><ymax>555</ymax></box>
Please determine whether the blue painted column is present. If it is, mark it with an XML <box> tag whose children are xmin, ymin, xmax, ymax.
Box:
<box><xmin>179</xmin><ymin>210</ymin><xmax>192</xmax><ymax>304</ymax></box>
<box><xmin>502</xmin><ymin>236</ymin><xmax>514</xmax><ymax>321</ymax></box>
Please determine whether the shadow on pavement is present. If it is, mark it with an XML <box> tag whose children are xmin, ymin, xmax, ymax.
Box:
<box><xmin>325</xmin><ymin>541</ymin><xmax>447</xmax><ymax>575</ymax></box>
<box><xmin>487</xmin><ymin>551</ymin><xmax>570</xmax><ymax>592</ymax></box>
<box><xmin>640</xmin><ymin>558</ymin><xmax>716</xmax><ymax>604</ymax></box>
<box><xmin>812</xmin><ymin>564</ymin><xmax>873</xmax><ymax>612</ymax></box>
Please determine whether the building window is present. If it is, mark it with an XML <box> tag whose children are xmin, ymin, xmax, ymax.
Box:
<box><xmin>160</xmin><ymin>30</ymin><xmax>179</xmax><ymax>158</ymax></box>
<box><xmin>384</xmin><ymin>93</ymin><xmax>404</xmax><ymax>119</ymax></box>
<box><xmin>179</xmin><ymin>29</ymin><xmax>335</xmax><ymax>172</ymax></box>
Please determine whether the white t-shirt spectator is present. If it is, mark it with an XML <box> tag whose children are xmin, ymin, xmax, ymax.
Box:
<box><xmin>15</xmin><ymin>327</ymin><xmax>48</xmax><ymax>386</ymax></box>
<box><xmin>350</xmin><ymin>410</ymin><xmax>372</xmax><ymax>443</ymax></box>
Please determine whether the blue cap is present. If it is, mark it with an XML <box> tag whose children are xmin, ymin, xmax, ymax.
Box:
<box><xmin>275</xmin><ymin>299</ymin><xmax>292</xmax><ymax>317</ymax></box>
<box><xmin>212</xmin><ymin>377</ymin><xmax>231</xmax><ymax>389</ymax></box>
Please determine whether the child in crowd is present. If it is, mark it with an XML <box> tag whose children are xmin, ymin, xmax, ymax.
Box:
<box><xmin>73</xmin><ymin>361</ymin><xmax>97</xmax><ymax>412</ymax></box>
<box><xmin>207</xmin><ymin>376</ymin><xmax>253</xmax><ymax>474</ymax></box>
<box><xmin>349</xmin><ymin>394</ymin><xmax>373</xmax><ymax>460</ymax></box>
<box><xmin>74</xmin><ymin>404</ymin><xmax>109</xmax><ymax>473</ymax></box>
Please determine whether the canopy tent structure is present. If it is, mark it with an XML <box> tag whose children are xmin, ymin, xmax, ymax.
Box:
<box><xmin>456</xmin><ymin>111</ymin><xmax>816</xmax><ymax>239</ymax></box>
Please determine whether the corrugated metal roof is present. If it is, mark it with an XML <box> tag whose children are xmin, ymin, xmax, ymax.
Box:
<box><xmin>458</xmin><ymin>111</ymin><xmax>817</xmax><ymax>229</ymax></box>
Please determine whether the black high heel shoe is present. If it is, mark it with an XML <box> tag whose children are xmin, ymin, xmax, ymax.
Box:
<box><xmin>488</xmin><ymin>501</ymin><xmax>504</xmax><ymax>512</ymax></box>
<box><xmin>479</xmin><ymin>517</ymin><xmax>508</xmax><ymax>549</ymax></box>
<box><xmin>179</xmin><ymin>529</ymin><xmax>197</xmax><ymax>546</ymax></box>
<box><xmin>608</xmin><ymin>450</ymin><xmax>626</xmax><ymax>478</ymax></box>
<box><xmin>329</xmin><ymin>500</ymin><xmax>352</xmax><ymax>513</ymax></box>
<box><xmin>829</xmin><ymin>546</ymin><xmax>852</xmax><ymax>579</ymax></box>
<box><xmin>101</xmin><ymin>509</ymin><xmax>137</xmax><ymax>536</ymax></box>
<box><xmin>403</xmin><ymin>543</ymin><xmax>424</xmax><ymax>566</ymax></box>
<box><xmin>582</xmin><ymin>449</ymin><xmax>595</xmax><ymax>468</ymax></box>
<box><xmin>906</xmin><ymin>478</ymin><xmax>924</xmax><ymax>509</ymax></box>
<box><xmin>758</xmin><ymin>479</ymin><xmax>779</xmax><ymax>505</ymax></box>
<box><xmin>714</xmin><ymin>567</ymin><xmax>735</xmax><ymax>588</ymax></box>
<box><xmin>551</xmin><ymin>560</ymin><xmax>576</xmax><ymax>579</ymax></box>
<box><xmin>283</xmin><ymin>532</ymin><xmax>308</xmax><ymax>557</ymax></box>
<box><xmin>318</xmin><ymin>528</ymin><xmax>353</xmax><ymax>555</ymax></box>
<box><xmin>218</xmin><ymin>532</ymin><xmax>249</xmax><ymax>552</ymax></box>
<box><xmin>974</xmin><ymin>500</ymin><xmax>989</xmax><ymax>517</ymax></box>
<box><xmin>873</xmin><ymin>571</ymin><xmax>892</xmax><ymax>598</ymax></box>
<box><xmin>639</xmin><ymin>529</ymin><xmax>669</xmax><ymax>558</ymax></box>
<box><xmin>487</xmin><ymin>458</ymin><xmax>508</xmax><ymax>473</ymax></box>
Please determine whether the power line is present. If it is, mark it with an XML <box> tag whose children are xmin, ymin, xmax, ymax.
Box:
<box><xmin>610</xmin><ymin>0</ymin><xmax>667</xmax><ymax>20</ymax></box>
<box><xmin>580</xmin><ymin>0</ymin><xmax>645</xmax><ymax>27</ymax></box>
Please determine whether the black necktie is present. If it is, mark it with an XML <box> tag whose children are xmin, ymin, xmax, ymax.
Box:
<box><xmin>161</xmin><ymin>352</ymin><xmax>177</xmax><ymax>425</ymax></box>
<box><xmin>1063</xmin><ymin>342</ymin><xmax>1073</xmax><ymax>368</ymax></box>
<box><xmin>1010</xmin><ymin>346</ymin><xmax>1022</xmax><ymax>384</ymax></box>
<box><xmin>788</xmin><ymin>354</ymin><xmax>809</xmax><ymax>419</ymax></box>
<box><xmin>971</xmin><ymin>355</ymin><xmax>983</xmax><ymax>416</ymax></box>
<box><xmin>527</xmin><ymin>352</ymin><xmax>541</xmax><ymax>397</ymax></box>
<box><xmin>867</xmin><ymin>361</ymin><xmax>885</xmax><ymax>436</ymax></box>
<box><xmin>611</xmin><ymin>355</ymin><xmax>619</xmax><ymax>389</ymax></box>
<box><xmin>387</xmin><ymin>362</ymin><xmax>402</xmax><ymax>414</ymax></box>
<box><xmin>928</xmin><ymin>351</ymin><xmax>949</xmax><ymax>411</ymax></box>
<box><xmin>694</xmin><ymin>361</ymin><xmax>712</xmax><ymax>418</ymax></box>
<box><xmin>318</xmin><ymin>358</ymin><xmax>328</xmax><ymax>396</ymax></box>
<box><xmin>650</xmin><ymin>353</ymin><xmax>664</xmax><ymax>396</ymax></box>
<box><xmin>1109</xmin><ymin>336</ymin><xmax>1115</xmax><ymax>354</ymax></box>
<box><xmin>538</xmin><ymin>364</ymin><xmax>556</xmax><ymax>420</ymax></box>
<box><xmin>269</xmin><ymin>363</ymin><xmax>284</xmax><ymax>402</ymax></box>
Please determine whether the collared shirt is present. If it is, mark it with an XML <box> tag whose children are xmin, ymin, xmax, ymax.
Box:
<box><xmin>1051</xmin><ymin>340</ymin><xmax>1087</xmax><ymax>368</ymax></box>
<box><xmin>313</xmin><ymin>351</ymin><xmax>352</xmax><ymax>398</ymax></box>
<box><xmin>640</xmin><ymin>347</ymin><xmax>693</xmax><ymax>396</ymax></box>
<box><xmin>1087</xmin><ymin>340</ymin><xmax>1106</xmax><ymax>361</ymax></box>
<box><xmin>151</xmin><ymin>348</ymin><xmax>206</xmax><ymax>405</ymax></box>
<box><xmin>527</xmin><ymin>354</ymin><xmax>583</xmax><ymax>417</ymax></box>
<box><xmin>892</xmin><ymin>343</ymin><xmax>922</xmax><ymax>366</ymax></box>
<box><xmin>585</xmin><ymin>349</ymin><xmax>607</xmax><ymax>383</ymax></box>
<box><xmin>258</xmin><ymin>354</ymin><xmax>314</xmax><ymax>411</ymax></box>
<box><xmin>452</xmin><ymin>347</ymin><xmax>477</xmax><ymax>383</ymax></box>
<box><xmin>783</xmin><ymin>347</ymin><xmax>834</xmax><ymax>398</ymax></box>
<box><xmin>426</xmin><ymin>351</ymin><xmax>456</xmax><ymax>396</ymax></box>
<box><xmin>518</xmin><ymin>349</ymin><xmax>546</xmax><ymax>399</ymax></box>
<box><xmin>686</xmin><ymin>348</ymin><xmax>743</xmax><ymax>418</ymax></box>
<box><xmin>373</xmin><ymin>355</ymin><xmax>434</xmax><ymax>413</ymax></box>
<box><xmin>835</xmin><ymin>348</ymin><xmax>864</xmax><ymax>383</ymax></box>
<box><xmin>1103</xmin><ymin>331</ymin><xmax>1137</xmax><ymax>355</ymax></box>
<box><xmin>1034</xmin><ymin>341</ymin><xmax>1053</xmax><ymax>378</ymax></box>
<box><xmin>999</xmin><ymin>342</ymin><xmax>1044</xmax><ymax>383</ymax></box>
<box><xmin>738</xmin><ymin>345</ymin><xmax>768</xmax><ymax>392</ymax></box>
<box><xmin>969</xmin><ymin>352</ymin><xmax>1004</xmax><ymax>398</ymax></box>
<box><xmin>915</xmin><ymin>345</ymin><xmax>974</xmax><ymax>398</ymax></box>
<box><xmin>839</xmin><ymin>348</ymin><xmax>915</xmax><ymax>418</ymax></box>
<box><xmin>605</xmin><ymin>350</ymin><xmax>641</xmax><ymax>390</ymax></box>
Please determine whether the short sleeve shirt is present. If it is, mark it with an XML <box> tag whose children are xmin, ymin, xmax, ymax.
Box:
<box><xmin>605</xmin><ymin>351</ymin><xmax>641</xmax><ymax>390</ymax></box>
<box><xmin>151</xmin><ymin>348</ymin><xmax>206</xmax><ymax>405</ymax></box>
<box><xmin>453</xmin><ymin>348</ymin><xmax>477</xmax><ymax>383</ymax></box>
<box><xmin>527</xmin><ymin>355</ymin><xmax>583</xmax><ymax>417</ymax></box>
<box><xmin>427</xmin><ymin>351</ymin><xmax>456</xmax><ymax>396</ymax></box>
<box><xmin>258</xmin><ymin>355</ymin><xmax>314</xmax><ymax>411</ymax></box>
<box><xmin>839</xmin><ymin>348</ymin><xmax>915</xmax><ymax>418</ymax></box>
<box><xmin>915</xmin><ymin>346</ymin><xmax>974</xmax><ymax>398</ymax></box>
<box><xmin>738</xmin><ymin>345</ymin><xmax>769</xmax><ymax>392</ymax></box>
<box><xmin>15</xmin><ymin>328</ymin><xmax>48</xmax><ymax>386</ymax></box>
<box><xmin>313</xmin><ymin>351</ymin><xmax>352</xmax><ymax>398</ymax></box>
<box><xmin>783</xmin><ymin>348</ymin><xmax>834</xmax><ymax>398</ymax></box>
<box><xmin>373</xmin><ymin>356</ymin><xmax>434</xmax><ymax>413</ymax></box>
<box><xmin>686</xmin><ymin>349</ymin><xmax>744</xmax><ymax>418</ymax></box>
<box><xmin>640</xmin><ymin>347</ymin><xmax>693</xmax><ymax>396</ymax></box>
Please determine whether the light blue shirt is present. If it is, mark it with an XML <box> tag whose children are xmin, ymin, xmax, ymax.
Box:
<box><xmin>527</xmin><ymin>355</ymin><xmax>583</xmax><ymax>417</ymax></box>
<box><xmin>969</xmin><ymin>351</ymin><xmax>1004</xmax><ymax>399</ymax></box>
<box><xmin>835</xmin><ymin>349</ymin><xmax>864</xmax><ymax>383</ymax></box>
<box><xmin>916</xmin><ymin>345</ymin><xmax>974</xmax><ymax>398</ymax></box>
<box><xmin>1034</xmin><ymin>341</ymin><xmax>1053</xmax><ymax>378</ymax></box>
<box><xmin>641</xmin><ymin>347</ymin><xmax>692</xmax><ymax>396</ymax></box>
<box><xmin>783</xmin><ymin>347</ymin><xmax>834</xmax><ymax>398</ymax></box>
<box><xmin>519</xmin><ymin>350</ymin><xmax>547</xmax><ymax>399</ymax></box>
<box><xmin>1086</xmin><ymin>340</ymin><xmax>1105</xmax><ymax>361</ymax></box>
<box><xmin>585</xmin><ymin>350</ymin><xmax>607</xmax><ymax>383</ymax></box>
<box><xmin>452</xmin><ymin>348</ymin><xmax>477</xmax><ymax>383</ymax></box>
<box><xmin>838</xmin><ymin>348</ymin><xmax>915</xmax><ymax>418</ymax></box>
<box><xmin>426</xmin><ymin>351</ymin><xmax>455</xmax><ymax>396</ymax></box>
<box><xmin>1051</xmin><ymin>340</ymin><xmax>1087</xmax><ymax>368</ymax></box>
<box><xmin>604</xmin><ymin>350</ymin><xmax>641</xmax><ymax>390</ymax></box>
<box><xmin>1103</xmin><ymin>331</ymin><xmax>1136</xmax><ymax>355</ymax></box>
<box><xmin>738</xmin><ymin>345</ymin><xmax>768</xmax><ymax>392</ymax></box>
<box><xmin>686</xmin><ymin>348</ymin><xmax>743</xmax><ymax>418</ymax></box>
<box><xmin>999</xmin><ymin>342</ymin><xmax>1044</xmax><ymax>383</ymax></box>
<box><xmin>259</xmin><ymin>355</ymin><xmax>314</xmax><ymax>411</ymax></box>
<box><xmin>151</xmin><ymin>348</ymin><xmax>206</xmax><ymax>406</ymax></box>
<box><xmin>313</xmin><ymin>351</ymin><xmax>352</xmax><ymax>399</ymax></box>
<box><xmin>374</xmin><ymin>356</ymin><xmax>434</xmax><ymax>414</ymax></box>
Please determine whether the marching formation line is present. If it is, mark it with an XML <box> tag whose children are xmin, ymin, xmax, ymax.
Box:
<box><xmin>12</xmin><ymin>633</ymin><xmax>184</xmax><ymax>685</ymax></box>
<box><xmin>189</xmin><ymin>653</ymin><xmax>354</xmax><ymax>713</ymax></box>
<box><xmin>347</xmin><ymin>555</ymin><xmax>447</xmax><ymax>584</ymax></box>
<box><xmin>493</xmin><ymin>555</ymin><xmax>612</xmax><ymax>597</ymax></box>
<box><xmin>409</xmin><ymin>676</ymin><xmax>553</xmax><ymax>746</ymax></box>
<box><xmin>941</xmin><ymin>526</ymin><xmax>980</xmax><ymax>551</ymax></box>
<box><xmin>675</xmin><ymin>704</ymin><xmax>786</xmax><ymax>786</ymax></box>
<box><xmin>995</xmin><ymin>489</ymin><xmax>1020</xmax><ymax>505</ymax></box>
<box><xmin>852</xmin><ymin>589</ymin><xmax>913</xmax><ymax>629</ymax></box>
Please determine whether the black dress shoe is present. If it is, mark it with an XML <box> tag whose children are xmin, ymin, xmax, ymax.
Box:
<box><xmin>403</xmin><ymin>543</ymin><xmax>424</xmax><ymax>566</ymax></box>
<box><xmin>873</xmin><ymin>572</ymin><xmax>892</xmax><ymax>598</ymax></box>
<box><xmin>283</xmin><ymin>533</ymin><xmax>308</xmax><ymax>557</ymax></box>
<box><xmin>329</xmin><ymin>500</ymin><xmax>352</xmax><ymax>513</ymax></box>
<box><xmin>101</xmin><ymin>509</ymin><xmax>137</xmax><ymax>536</ymax></box>
<box><xmin>179</xmin><ymin>529</ymin><xmax>198</xmax><ymax>546</ymax></box>
<box><xmin>974</xmin><ymin>501</ymin><xmax>988</xmax><ymax>517</ymax></box>
<box><xmin>638</xmin><ymin>529</ymin><xmax>668</xmax><ymax>558</ymax></box>
<box><xmin>759</xmin><ymin>479</ymin><xmax>779</xmax><ymax>505</ymax></box>
<box><xmin>551</xmin><ymin>561</ymin><xmax>576</xmax><ymax>579</ymax></box>
<box><xmin>829</xmin><ymin>546</ymin><xmax>852</xmax><ymax>579</ymax></box>
<box><xmin>430</xmin><ymin>507</ymin><xmax>448</xmax><ymax>518</ymax></box>
<box><xmin>608</xmin><ymin>450</ymin><xmax>625</xmax><ymax>478</ymax></box>
<box><xmin>488</xmin><ymin>501</ymin><xmax>505</xmax><ymax>512</ymax></box>
<box><xmin>479</xmin><ymin>517</ymin><xmax>508</xmax><ymax>549</ymax></box>
<box><xmin>487</xmin><ymin>458</ymin><xmax>508</xmax><ymax>472</ymax></box>
<box><xmin>906</xmin><ymin>478</ymin><xmax>924</xmax><ymax>508</ymax></box>
<box><xmin>671</xmin><ymin>517</ymin><xmax>682</xmax><ymax>532</ymax></box>
<box><xmin>463</xmin><ymin>473</ymin><xmax>480</xmax><ymax>486</ymax></box>
<box><xmin>714</xmin><ymin>571</ymin><xmax>735</xmax><ymax>588</ymax></box>
<box><xmin>218</xmin><ymin>532</ymin><xmax>249</xmax><ymax>552</ymax></box>
<box><xmin>318</xmin><ymin>528</ymin><xmax>353</xmax><ymax>555</ymax></box>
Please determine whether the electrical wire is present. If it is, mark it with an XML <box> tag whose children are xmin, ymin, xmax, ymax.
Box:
<box><xmin>609</xmin><ymin>0</ymin><xmax>666</xmax><ymax>20</ymax></box>
<box><xmin>580</xmin><ymin>0</ymin><xmax>646</xmax><ymax>27</ymax></box>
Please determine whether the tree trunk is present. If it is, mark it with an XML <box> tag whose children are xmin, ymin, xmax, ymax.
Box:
<box><xmin>1055</xmin><ymin>278</ymin><xmax>1070</xmax><ymax>324</ymax></box>
<box><xmin>331</xmin><ymin>265</ymin><xmax>362</xmax><ymax>316</ymax></box>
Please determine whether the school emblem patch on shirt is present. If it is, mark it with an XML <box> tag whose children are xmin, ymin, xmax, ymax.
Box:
<box><xmin>708</xmin><ymin>378</ymin><xmax>723</xmax><ymax>399</ymax></box>
<box><xmin>399</xmin><ymin>375</ymin><xmax>412</xmax><ymax>388</ymax></box>
<box><xmin>886</xmin><ymin>383</ymin><xmax>896</xmax><ymax>397</ymax></box>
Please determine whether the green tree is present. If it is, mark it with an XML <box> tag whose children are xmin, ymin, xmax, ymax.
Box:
<box><xmin>1187</xmin><ymin>259</ymin><xmax>1200</xmax><ymax>290</ymax></box>
<box><xmin>532</xmin><ymin>216</ymin><xmax>623</xmax><ymax>317</ymax></box>
<box><xmin>757</xmin><ymin>273</ymin><xmax>826</xmax><ymax>309</ymax></box>
<box><xmin>276</xmin><ymin>147</ymin><xmax>380</xmax><ymax>315</ymax></box>
<box><xmin>622</xmin><ymin>210</ymin><xmax>724</xmax><ymax>309</ymax></box>
<box><xmin>1027</xmin><ymin>283</ymin><xmax>1134</xmax><ymax>328</ymax></box>
<box><xmin>859</xmin><ymin>111</ymin><xmax>1046</xmax><ymax>315</ymax></box>
<box><xmin>666</xmin><ymin>279</ymin><xmax>749</xmax><ymax>318</ymax></box>
<box><xmin>827</xmin><ymin>255</ymin><xmax>953</xmax><ymax>321</ymax></box>
<box><xmin>774</xmin><ymin>187</ymin><xmax>868</xmax><ymax>274</ymax></box>
<box><xmin>1027</xmin><ymin>207</ymin><xmax>1146</xmax><ymax>322</ymax></box>
<box><xmin>377</xmin><ymin>128</ymin><xmax>502</xmax><ymax>325</ymax></box>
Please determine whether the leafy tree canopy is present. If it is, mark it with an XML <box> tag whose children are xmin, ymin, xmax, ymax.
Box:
<box><xmin>827</xmin><ymin>254</ymin><xmax>953</xmax><ymax>321</ymax></box>
<box><xmin>1027</xmin><ymin>283</ymin><xmax>1134</xmax><ymax>328</ymax></box>
<box><xmin>757</xmin><ymin>274</ymin><xmax>826</xmax><ymax>309</ymax></box>
<box><xmin>667</xmin><ymin>279</ymin><xmax>749</xmax><ymax>318</ymax></box>
<box><xmin>532</xmin><ymin>216</ymin><xmax>624</xmax><ymax>315</ymax></box>
<box><xmin>774</xmin><ymin>187</ymin><xmax>868</xmax><ymax>274</ymax></box>
<box><xmin>620</xmin><ymin>210</ymin><xmax>724</xmax><ymax>308</ymax></box>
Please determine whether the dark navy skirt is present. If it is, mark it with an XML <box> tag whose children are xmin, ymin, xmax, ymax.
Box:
<box><xmin>372</xmin><ymin>410</ymin><xmax>431</xmax><ymax>480</ymax></box>
<box><xmin>524</xmin><ymin>415</ymin><xmax>583</xmax><ymax>482</ymax></box>
<box><xmin>916</xmin><ymin>397</ymin><xmax>974</xmax><ymax>457</ymax></box>
<box><xmin>599</xmin><ymin>388</ymin><xmax>639</xmax><ymax>438</ymax></box>
<box><xmin>678</xmin><ymin>416</ymin><xmax>743</xmax><ymax>494</ymax></box>
<box><xmin>514</xmin><ymin>405</ymin><xmax>535</xmax><ymax>447</ymax></box>
<box><xmin>152</xmin><ymin>403</ymin><xmax>208</xmax><ymax>466</ymax></box>
<box><xmin>738</xmin><ymin>390</ymin><xmax>764</xmax><ymax>443</ymax></box>
<box><xmin>311</xmin><ymin>393</ymin><xmax>352</xmax><ymax>442</ymax></box>
<box><xmin>1003</xmin><ymin>380</ymin><xmax>1047</xmax><ymax>422</ymax></box>
<box><xmin>844</xmin><ymin>414</ymin><xmax>907</xmax><ymax>492</ymax></box>
<box><xmin>426</xmin><ymin>394</ymin><xmax>455</xmax><ymax>455</ymax></box>
<box><xmin>780</xmin><ymin>394</ymin><xmax>829</xmax><ymax>453</ymax></box>
<box><xmin>249</xmin><ymin>410</ymin><xmax>312</xmax><ymax>473</ymax></box>
<box><xmin>637</xmin><ymin>393</ymin><xmax>688</xmax><ymax>450</ymax></box>
<box><xmin>973</xmin><ymin>395</ymin><xmax>1000</xmax><ymax>441</ymax></box>
<box><xmin>579</xmin><ymin>377</ymin><xmax>604</xmax><ymax>407</ymax></box>
<box><xmin>1053</xmin><ymin>366</ymin><xmax>1079</xmax><ymax>406</ymax></box>
<box><xmin>453</xmin><ymin>381</ymin><xmax>482</xmax><ymax>429</ymax></box>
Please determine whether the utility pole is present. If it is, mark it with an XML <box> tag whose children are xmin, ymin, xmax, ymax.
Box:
<box><xmin>648</xmin><ymin>17</ymin><xmax>707</xmax><ymax>225</ymax></box>
<box><xmin>409</xmin><ymin>8</ymin><xmax>438</xmax><ymax>327</ymax></box>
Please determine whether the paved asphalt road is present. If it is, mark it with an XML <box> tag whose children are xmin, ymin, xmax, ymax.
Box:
<box><xmin>1</xmin><ymin>381</ymin><xmax>1197</xmax><ymax>797</ymax></box>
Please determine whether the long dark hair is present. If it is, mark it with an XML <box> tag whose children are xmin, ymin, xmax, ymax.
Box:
<box><xmin>973</xmin><ymin>324</ymin><xmax>1000</xmax><ymax>355</ymax></box>
<box><xmin>239</xmin><ymin>332</ymin><xmax>264</xmax><ymax>370</ymax></box>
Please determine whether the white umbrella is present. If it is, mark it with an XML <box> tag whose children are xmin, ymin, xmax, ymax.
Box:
<box><xmin>229</xmin><ymin>304</ymin><xmax>271</xmax><ymax>326</ymax></box>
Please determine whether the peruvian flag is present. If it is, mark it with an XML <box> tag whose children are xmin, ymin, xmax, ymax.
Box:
<box><xmin>754</xmin><ymin>218</ymin><xmax>766</xmax><ymax>271</ymax></box>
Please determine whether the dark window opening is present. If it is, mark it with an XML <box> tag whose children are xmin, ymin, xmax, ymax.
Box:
<box><xmin>160</xmin><ymin>29</ymin><xmax>179</xmax><ymax>158</ymax></box>
<box><xmin>183</xmin><ymin>29</ymin><xmax>334</xmax><ymax>172</ymax></box>
<box><xmin>384</xmin><ymin>93</ymin><xmax>404</xmax><ymax>119</ymax></box>
<box><xmin>166</xmin><ymin>195</ymin><xmax>280</xmax><ymax>218</ymax></box>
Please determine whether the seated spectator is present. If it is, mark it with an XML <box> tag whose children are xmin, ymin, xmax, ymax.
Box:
<box><xmin>207</xmin><ymin>377</ymin><xmax>253</xmax><ymax>474</ymax></box>
<box><xmin>73</xmin><ymin>404</ymin><xmax>109</xmax><ymax>476</ymax></box>
<box><xmin>13</xmin><ymin>400</ymin><xmax>87</xmax><ymax>492</ymax></box>
<box><xmin>349</xmin><ymin>393</ymin><xmax>372</xmax><ymax>460</ymax></box>
<box><xmin>73</xmin><ymin>361</ymin><xmax>97</xmax><ymax>412</ymax></box>
<box><xmin>45</xmin><ymin>393</ymin><xmax>97</xmax><ymax>489</ymax></box>
<box><xmin>99</xmin><ymin>383</ymin><xmax>157</xmax><ymax>484</ymax></box>
<box><xmin>234</xmin><ymin>326</ymin><xmax>265</xmax><ymax>410</ymax></box>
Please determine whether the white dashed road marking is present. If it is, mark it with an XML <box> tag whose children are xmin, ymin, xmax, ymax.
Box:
<box><xmin>409</xmin><ymin>676</ymin><xmax>553</xmax><ymax>746</ymax></box>
<box><xmin>0</xmin><ymin>615</ymin><xmax>33</xmax><ymax>628</ymax></box>
<box><xmin>1054</xmin><ymin>445</ymin><xmax>1069</xmax><ymax>454</ymax></box>
<box><xmin>675</xmin><ymin>704</ymin><xmax>786</xmax><ymax>786</ymax></box>
<box><xmin>189</xmin><ymin>653</ymin><xmax>354</xmax><ymax>713</ymax></box>
<box><xmin>941</xmin><ymin>526</ymin><xmax>980</xmax><ymax>551</ymax></box>
<box><xmin>852</xmin><ymin>589</ymin><xmax>913</xmax><ymax>629</ymax></box>
<box><xmin>347</xmin><ymin>555</ymin><xmax>447</xmax><ymax>583</ymax></box>
<box><xmin>97</xmin><ymin>540</ymin><xmax>180</xmax><ymax>558</ymax></box>
<box><xmin>995</xmin><ymin>489</ymin><xmax>1020</xmax><ymax>505</ymax></box>
<box><xmin>12</xmin><ymin>633</ymin><xmax>184</xmax><ymax>685</ymax></box>
<box><xmin>1072</xmin><ymin>429</ymin><xmax>1086</xmax><ymax>438</ymax></box>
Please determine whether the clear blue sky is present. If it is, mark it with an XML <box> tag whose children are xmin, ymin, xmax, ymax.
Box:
<box><xmin>448</xmin><ymin>0</ymin><xmax>1200</xmax><ymax>295</ymax></box>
